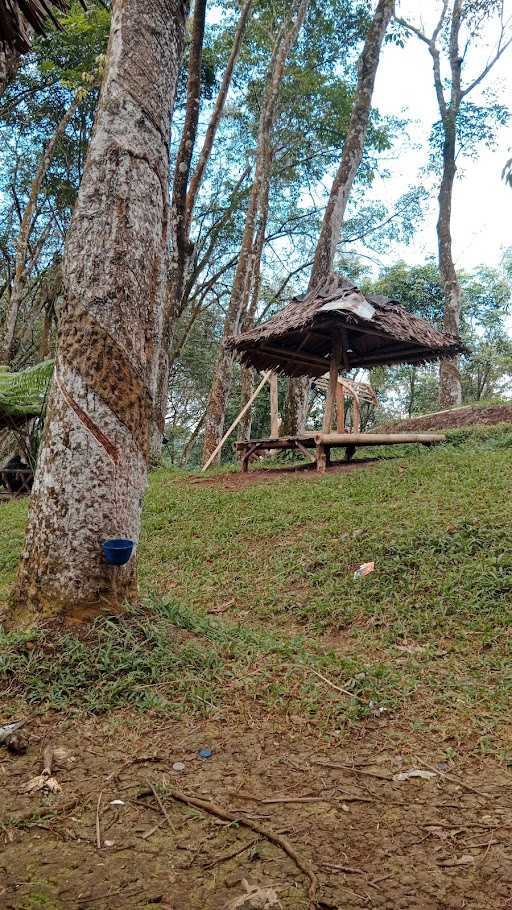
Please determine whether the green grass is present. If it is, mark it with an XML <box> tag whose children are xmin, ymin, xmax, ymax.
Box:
<box><xmin>1</xmin><ymin>424</ymin><xmax>512</xmax><ymax>751</ymax></box>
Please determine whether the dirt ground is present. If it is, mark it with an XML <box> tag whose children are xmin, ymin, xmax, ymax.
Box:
<box><xmin>188</xmin><ymin>458</ymin><xmax>376</xmax><ymax>491</ymax></box>
<box><xmin>2</xmin><ymin>707</ymin><xmax>512</xmax><ymax>910</ymax></box>
<box><xmin>379</xmin><ymin>403</ymin><xmax>512</xmax><ymax>433</ymax></box>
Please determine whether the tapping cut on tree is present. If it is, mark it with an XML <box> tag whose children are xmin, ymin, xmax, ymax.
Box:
<box><xmin>9</xmin><ymin>0</ymin><xmax>190</xmax><ymax>626</ymax></box>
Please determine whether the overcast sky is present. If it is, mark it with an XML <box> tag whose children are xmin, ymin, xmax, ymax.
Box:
<box><xmin>365</xmin><ymin>1</ymin><xmax>512</xmax><ymax>273</ymax></box>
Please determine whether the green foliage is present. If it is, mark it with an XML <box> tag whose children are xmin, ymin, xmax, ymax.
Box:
<box><xmin>0</xmin><ymin>360</ymin><xmax>53</xmax><ymax>420</ymax></box>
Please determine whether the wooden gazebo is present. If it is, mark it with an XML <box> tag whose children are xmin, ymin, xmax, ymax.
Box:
<box><xmin>227</xmin><ymin>273</ymin><xmax>467</xmax><ymax>472</ymax></box>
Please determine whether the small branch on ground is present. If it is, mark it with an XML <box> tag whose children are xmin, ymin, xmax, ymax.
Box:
<box><xmin>138</xmin><ymin>786</ymin><xmax>319</xmax><ymax>905</ymax></box>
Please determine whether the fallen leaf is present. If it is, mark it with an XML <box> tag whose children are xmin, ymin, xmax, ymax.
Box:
<box><xmin>228</xmin><ymin>879</ymin><xmax>282</xmax><ymax>909</ymax></box>
<box><xmin>393</xmin><ymin>769</ymin><xmax>437</xmax><ymax>782</ymax></box>
<box><xmin>21</xmin><ymin>773</ymin><xmax>62</xmax><ymax>795</ymax></box>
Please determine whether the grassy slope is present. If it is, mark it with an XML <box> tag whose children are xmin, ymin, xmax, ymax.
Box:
<box><xmin>1</xmin><ymin>425</ymin><xmax>512</xmax><ymax>758</ymax></box>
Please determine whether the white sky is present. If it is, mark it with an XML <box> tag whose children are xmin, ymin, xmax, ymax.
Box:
<box><xmin>366</xmin><ymin>1</ymin><xmax>512</xmax><ymax>272</ymax></box>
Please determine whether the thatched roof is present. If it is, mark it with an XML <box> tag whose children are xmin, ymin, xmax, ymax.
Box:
<box><xmin>227</xmin><ymin>273</ymin><xmax>467</xmax><ymax>378</ymax></box>
<box><xmin>0</xmin><ymin>1</ymin><xmax>87</xmax><ymax>55</ymax></box>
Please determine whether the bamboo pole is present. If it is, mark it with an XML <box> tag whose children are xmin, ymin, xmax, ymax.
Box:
<box><xmin>314</xmin><ymin>432</ymin><xmax>445</xmax><ymax>446</ymax></box>
<box><xmin>202</xmin><ymin>370</ymin><xmax>272</xmax><ymax>471</ymax></box>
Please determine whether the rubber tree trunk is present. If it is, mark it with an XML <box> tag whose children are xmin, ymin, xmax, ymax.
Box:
<box><xmin>9</xmin><ymin>0</ymin><xmax>188</xmax><ymax>627</ymax></box>
<box><xmin>283</xmin><ymin>0</ymin><xmax>394</xmax><ymax>433</ymax></box>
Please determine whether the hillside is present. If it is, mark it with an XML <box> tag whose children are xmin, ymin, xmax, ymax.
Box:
<box><xmin>1</xmin><ymin>426</ymin><xmax>512</xmax><ymax>909</ymax></box>
<box><xmin>379</xmin><ymin>402</ymin><xmax>512</xmax><ymax>433</ymax></box>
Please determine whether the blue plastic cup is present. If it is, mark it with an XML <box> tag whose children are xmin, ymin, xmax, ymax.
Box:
<box><xmin>102</xmin><ymin>538</ymin><xmax>134</xmax><ymax>566</ymax></box>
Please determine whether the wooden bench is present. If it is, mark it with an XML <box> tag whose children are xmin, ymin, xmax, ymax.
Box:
<box><xmin>235</xmin><ymin>431</ymin><xmax>446</xmax><ymax>473</ymax></box>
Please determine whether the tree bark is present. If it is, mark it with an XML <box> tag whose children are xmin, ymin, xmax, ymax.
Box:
<box><xmin>437</xmin><ymin>115</ymin><xmax>462</xmax><ymax>406</ymax></box>
<box><xmin>436</xmin><ymin>2</ymin><xmax>462</xmax><ymax>407</ymax></box>
<box><xmin>284</xmin><ymin>0</ymin><xmax>394</xmax><ymax>434</ymax></box>
<box><xmin>0</xmin><ymin>46</ymin><xmax>21</xmax><ymax>97</ymax></box>
<box><xmin>202</xmin><ymin>0</ymin><xmax>309</xmax><ymax>466</ymax></box>
<box><xmin>10</xmin><ymin>0</ymin><xmax>188</xmax><ymax>627</ymax></box>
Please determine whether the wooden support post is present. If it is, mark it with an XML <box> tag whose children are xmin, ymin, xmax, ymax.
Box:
<box><xmin>352</xmin><ymin>396</ymin><xmax>361</xmax><ymax>433</ymax></box>
<box><xmin>323</xmin><ymin>335</ymin><xmax>342</xmax><ymax>433</ymax></box>
<box><xmin>316</xmin><ymin>442</ymin><xmax>327</xmax><ymax>474</ymax></box>
<box><xmin>335</xmin><ymin>381</ymin><xmax>345</xmax><ymax>433</ymax></box>
<box><xmin>269</xmin><ymin>372</ymin><xmax>280</xmax><ymax>437</ymax></box>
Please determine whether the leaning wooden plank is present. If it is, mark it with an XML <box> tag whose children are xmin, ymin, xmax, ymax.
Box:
<box><xmin>202</xmin><ymin>370</ymin><xmax>273</xmax><ymax>471</ymax></box>
<box><xmin>314</xmin><ymin>432</ymin><xmax>446</xmax><ymax>446</ymax></box>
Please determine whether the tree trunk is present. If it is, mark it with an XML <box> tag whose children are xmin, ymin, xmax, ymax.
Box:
<box><xmin>437</xmin><ymin>123</ymin><xmax>462</xmax><ymax>407</ymax></box>
<box><xmin>202</xmin><ymin>0</ymin><xmax>309</xmax><ymax>466</ymax></box>
<box><xmin>151</xmin><ymin>0</ymin><xmax>253</xmax><ymax>461</ymax></box>
<box><xmin>284</xmin><ymin>0</ymin><xmax>394</xmax><ymax>433</ymax></box>
<box><xmin>9</xmin><ymin>0</ymin><xmax>188</xmax><ymax>627</ymax></box>
<box><xmin>0</xmin><ymin>99</ymin><xmax>79</xmax><ymax>366</ymax></box>
<box><xmin>308</xmin><ymin>0</ymin><xmax>394</xmax><ymax>289</ymax></box>
<box><xmin>0</xmin><ymin>46</ymin><xmax>21</xmax><ymax>97</ymax></box>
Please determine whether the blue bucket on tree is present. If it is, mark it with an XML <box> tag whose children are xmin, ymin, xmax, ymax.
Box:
<box><xmin>102</xmin><ymin>538</ymin><xmax>134</xmax><ymax>566</ymax></box>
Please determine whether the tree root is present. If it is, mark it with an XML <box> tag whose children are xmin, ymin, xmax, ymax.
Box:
<box><xmin>138</xmin><ymin>785</ymin><xmax>319</xmax><ymax>905</ymax></box>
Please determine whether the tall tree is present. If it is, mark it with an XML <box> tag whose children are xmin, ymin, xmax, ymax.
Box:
<box><xmin>151</xmin><ymin>0</ymin><xmax>254</xmax><ymax>460</ymax></box>
<box><xmin>396</xmin><ymin>0</ymin><xmax>512</xmax><ymax>407</ymax></box>
<box><xmin>201</xmin><ymin>0</ymin><xmax>310</xmax><ymax>466</ymax></box>
<box><xmin>9</xmin><ymin>0</ymin><xmax>188</xmax><ymax>626</ymax></box>
<box><xmin>283</xmin><ymin>0</ymin><xmax>394</xmax><ymax>434</ymax></box>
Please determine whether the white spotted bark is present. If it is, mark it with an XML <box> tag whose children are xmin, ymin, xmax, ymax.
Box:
<box><xmin>10</xmin><ymin>0</ymin><xmax>188</xmax><ymax>626</ymax></box>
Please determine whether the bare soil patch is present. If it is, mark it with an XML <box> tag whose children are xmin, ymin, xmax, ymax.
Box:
<box><xmin>380</xmin><ymin>403</ymin><xmax>512</xmax><ymax>433</ymax></box>
<box><xmin>2</xmin><ymin>707</ymin><xmax>512</xmax><ymax>909</ymax></box>
<box><xmin>187</xmin><ymin>458</ymin><xmax>377</xmax><ymax>490</ymax></box>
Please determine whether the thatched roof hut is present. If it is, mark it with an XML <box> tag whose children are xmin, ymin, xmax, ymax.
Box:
<box><xmin>0</xmin><ymin>1</ymin><xmax>86</xmax><ymax>55</ymax></box>
<box><xmin>227</xmin><ymin>273</ymin><xmax>467</xmax><ymax>378</ymax></box>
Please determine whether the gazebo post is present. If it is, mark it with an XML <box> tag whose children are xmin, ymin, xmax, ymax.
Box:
<box><xmin>322</xmin><ymin>334</ymin><xmax>342</xmax><ymax>434</ymax></box>
<box><xmin>335</xmin><ymin>381</ymin><xmax>345</xmax><ymax>432</ymax></box>
<box><xmin>269</xmin><ymin>372</ymin><xmax>280</xmax><ymax>437</ymax></box>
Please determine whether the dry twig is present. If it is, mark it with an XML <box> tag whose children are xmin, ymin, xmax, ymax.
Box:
<box><xmin>146</xmin><ymin>780</ymin><xmax>176</xmax><ymax>833</ymax></box>
<box><xmin>139</xmin><ymin>786</ymin><xmax>319</xmax><ymax>905</ymax></box>
<box><xmin>417</xmin><ymin>759</ymin><xmax>490</xmax><ymax>799</ymax></box>
<box><xmin>308</xmin><ymin>668</ymin><xmax>365</xmax><ymax>702</ymax></box>
<box><xmin>95</xmin><ymin>791</ymin><xmax>102</xmax><ymax>849</ymax></box>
